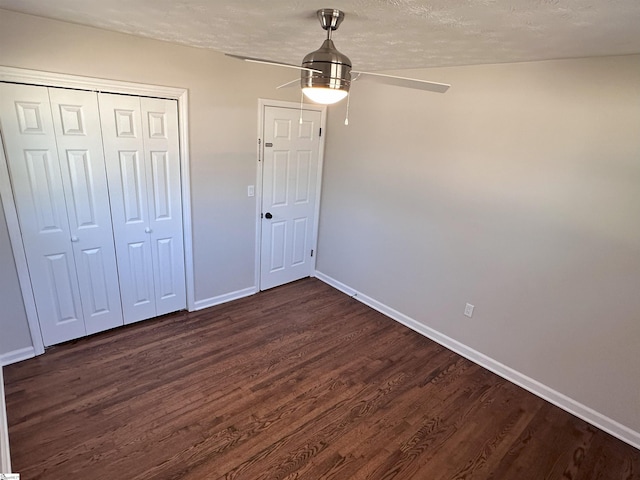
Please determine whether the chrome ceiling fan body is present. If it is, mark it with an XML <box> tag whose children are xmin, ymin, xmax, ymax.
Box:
<box><xmin>300</xmin><ymin>9</ymin><xmax>352</xmax><ymax>104</ymax></box>
<box><xmin>227</xmin><ymin>8</ymin><xmax>450</xmax><ymax>104</ymax></box>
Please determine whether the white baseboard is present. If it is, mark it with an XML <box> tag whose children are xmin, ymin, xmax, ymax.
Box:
<box><xmin>192</xmin><ymin>286</ymin><xmax>258</xmax><ymax>311</ymax></box>
<box><xmin>0</xmin><ymin>346</ymin><xmax>35</xmax><ymax>367</ymax></box>
<box><xmin>0</xmin><ymin>367</ymin><xmax>11</xmax><ymax>473</ymax></box>
<box><xmin>314</xmin><ymin>270</ymin><xmax>640</xmax><ymax>450</ymax></box>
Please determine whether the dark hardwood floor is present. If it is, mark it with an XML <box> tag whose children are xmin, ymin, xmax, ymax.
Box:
<box><xmin>4</xmin><ymin>278</ymin><xmax>639</xmax><ymax>479</ymax></box>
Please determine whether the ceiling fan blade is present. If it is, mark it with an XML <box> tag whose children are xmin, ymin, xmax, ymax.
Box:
<box><xmin>352</xmin><ymin>70</ymin><xmax>450</xmax><ymax>93</ymax></box>
<box><xmin>225</xmin><ymin>54</ymin><xmax>322</xmax><ymax>74</ymax></box>
<box><xmin>276</xmin><ymin>78</ymin><xmax>300</xmax><ymax>89</ymax></box>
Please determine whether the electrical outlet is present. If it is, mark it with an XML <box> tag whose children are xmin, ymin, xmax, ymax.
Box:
<box><xmin>464</xmin><ymin>303</ymin><xmax>474</xmax><ymax>318</ymax></box>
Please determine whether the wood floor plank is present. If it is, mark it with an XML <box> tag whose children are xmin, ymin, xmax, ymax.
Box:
<box><xmin>4</xmin><ymin>278</ymin><xmax>639</xmax><ymax>479</ymax></box>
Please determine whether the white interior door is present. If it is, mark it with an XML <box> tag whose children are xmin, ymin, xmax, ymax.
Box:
<box><xmin>49</xmin><ymin>88</ymin><xmax>124</xmax><ymax>335</ymax></box>
<box><xmin>260</xmin><ymin>106</ymin><xmax>322</xmax><ymax>290</ymax></box>
<box><xmin>0</xmin><ymin>83</ymin><xmax>86</xmax><ymax>345</ymax></box>
<box><xmin>99</xmin><ymin>93</ymin><xmax>185</xmax><ymax>323</ymax></box>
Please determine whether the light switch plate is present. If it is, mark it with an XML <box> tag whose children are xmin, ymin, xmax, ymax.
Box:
<box><xmin>464</xmin><ymin>303</ymin><xmax>474</xmax><ymax>317</ymax></box>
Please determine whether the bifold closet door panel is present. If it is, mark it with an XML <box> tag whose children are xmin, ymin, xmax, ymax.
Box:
<box><xmin>98</xmin><ymin>93</ymin><xmax>157</xmax><ymax>324</ymax></box>
<box><xmin>0</xmin><ymin>83</ymin><xmax>86</xmax><ymax>346</ymax></box>
<box><xmin>99</xmin><ymin>94</ymin><xmax>186</xmax><ymax>322</ymax></box>
<box><xmin>49</xmin><ymin>88</ymin><xmax>124</xmax><ymax>335</ymax></box>
<box><xmin>140</xmin><ymin>97</ymin><xmax>186</xmax><ymax>316</ymax></box>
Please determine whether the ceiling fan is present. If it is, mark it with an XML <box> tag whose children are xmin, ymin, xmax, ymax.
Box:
<box><xmin>226</xmin><ymin>8</ymin><xmax>450</xmax><ymax>105</ymax></box>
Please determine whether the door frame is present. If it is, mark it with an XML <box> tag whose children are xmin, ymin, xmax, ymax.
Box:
<box><xmin>255</xmin><ymin>99</ymin><xmax>327</xmax><ymax>291</ymax></box>
<box><xmin>0</xmin><ymin>66</ymin><xmax>195</xmax><ymax>356</ymax></box>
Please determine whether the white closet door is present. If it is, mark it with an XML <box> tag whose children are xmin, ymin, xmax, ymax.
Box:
<box><xmin>98</xmin><ymin>93</ymin><xmax>157</xmax><ymax>323</ymax></box>
<box><xmin>49</xmin><ymin>88</ymin><xmax>124</xmax><ymax>335</ymax></box>
<box><xmin>140</xmin><ymin>97</ymin><xmax>186</xmax><ymax>316</ymax></box>
<box><xmin>98</xmin><ymin>94</ymin><xmax>185</xmax><ymax>323</ymax></box>
<box><xmin>0</xmin><ymin>83</ymin><xmax>85</xmax><ymax>345</ymax></box>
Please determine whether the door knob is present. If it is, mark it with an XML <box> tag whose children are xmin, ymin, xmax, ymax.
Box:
<box><xmin>145</xmin><ymin>227</ymin><xmax>152</xmax><ymax>233</ymax></box>
<box><xmin>71</xmin><ymin>236</ymin><xmax>79</xmax><ymax>242</ymax></box>
<box><xmin>265</xmin><ymin>212</ymin><xmax>273</xmax><ymax>219</ymax></box>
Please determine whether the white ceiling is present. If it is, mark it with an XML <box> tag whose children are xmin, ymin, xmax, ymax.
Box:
<box><xmin>2</xmin><ymin>0</ymin><xmax>640</xmax><ymax>71</ymax></box>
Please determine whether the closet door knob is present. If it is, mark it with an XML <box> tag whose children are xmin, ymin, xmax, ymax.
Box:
<box><xmin>145</xmin><ymin>227</ymin><xmax>152</xmax><ymax>233</ymax></box>
<box><xmin>71</xmin><ymin>236</ymin><xmax>79</xmax><ymax>242</ymax></box>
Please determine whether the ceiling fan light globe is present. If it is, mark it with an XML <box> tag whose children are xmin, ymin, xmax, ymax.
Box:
<box><xmin>302</xmin><ymin>87</ymin><xmax>348</xmax><ymax>104</ymax></box>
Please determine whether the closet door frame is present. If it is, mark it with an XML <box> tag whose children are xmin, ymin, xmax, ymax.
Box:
<box><xmin>0</xmin><ymin>66</ymin><xmax>194</xmax><ymax>356</ymax></box>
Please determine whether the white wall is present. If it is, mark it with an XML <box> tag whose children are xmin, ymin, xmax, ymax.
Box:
<box><xmin>1</xmin><ymin>7</ymin><xmax>639</xmax><ymax>446</ymax></box>
<box><xmin>317</xmin><ymin>55</ymin><xmax>640</xmax><ymax>438</ymax></box>
<box><xmin>0</xmin><ymin>9</ymin><xmax>300</xmax><ymax>355</ymax></box>
<box><xmin>0</xmin><ymin>195</ymin><xmax>31</xmax><ymax>357</ymax></box>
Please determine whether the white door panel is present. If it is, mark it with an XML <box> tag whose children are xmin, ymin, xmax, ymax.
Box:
<box><xmin>269</xmin><ymin>220</ymin><xmax>287</xmax><ymax>272</ymax></box>
<box><xmin>0</xmin><ymin>83</ymin><xmax>85</xmax><ymax>345</ymax></box>
<box><xmin>49</xmin><ymin>88</ymin><xmax>124</xmax><ymax>335</ymax></box>
<box><xmin>78</xmin><ymin>247</ymin><xmax>111</xmax><ymax>315</ymax></box>
<box><xmin>43</xmin><ymin>252</ymin><xmax>79</xmax><ymax>323</ymax></box>
<box><xmin>118</xmin><ymin>150</ymin><xmax>147</xmax><ymax>224</ymax></box>
<box><xmin>127</xmin><ymin>240</ymin><xmax>155</xmax><ymax>307</ymax></box>
<box><xmin>99</xmin><ymin>93</ymin><xmax>157</xmax><ymax>323</ymax></box>
<box><xmin>23</xmin><ymin>149</ymin><xmax>66</xmax><ymax>233</ymax></box>
<box><xmin>291</xmin><ymin>217</ymin><xmax>308</xmax><ymax>265</ymax></box>
<box><xmin>141</xmin><ymin>97</ymin><xmax>186</xmax><ymax>315</ymax></box>
<box><xmin>260</xmin><ymin>107</ymin><xmax>321</xmax><ymax>290</ymax></box>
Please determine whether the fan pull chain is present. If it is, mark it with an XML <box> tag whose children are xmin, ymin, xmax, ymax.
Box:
<box><xmin>299</xmin><ymin>91</ymin><xmax>304</xmax><ymax>125</ymax></box>
<box><xmin>344</xmin><ymin>92</ymin><xmax>351</xmax><ymax>126</ymax></box>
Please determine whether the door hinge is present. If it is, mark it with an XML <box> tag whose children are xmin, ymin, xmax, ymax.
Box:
<box><xmin>311</xmin><ymin>249</ymin><xmax>314</xmax><ymax>257</ymax></box>
<box><xmin>261</xmin><ymin>213</ymin><xmax>264</xmax><ymax>219</ymax></box>
<box><xmin>258</xmin><ymin>138</ymin><xmax>261</xmax><ymax>162</ymax></box>
<box><xmin>319</xmin><ymin>128</ymin><xmax>322</xmax><ymax>137</ymax></box>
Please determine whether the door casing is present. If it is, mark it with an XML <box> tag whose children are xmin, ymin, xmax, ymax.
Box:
<box><xmin>0</xmin><ymin>66</ymin><xmax>194</xmax><ymax>357</ymax></box>
<box><xmin>255</xmin><ymin>99</ymin><xmax>327</xmax><ymax>291</ymax></box>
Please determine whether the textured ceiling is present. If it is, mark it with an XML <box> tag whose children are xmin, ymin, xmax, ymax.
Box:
<box><xmin>1</xmin><ymin>0</ymin><xmax>640</xmax><ymax>71</ymax></box>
